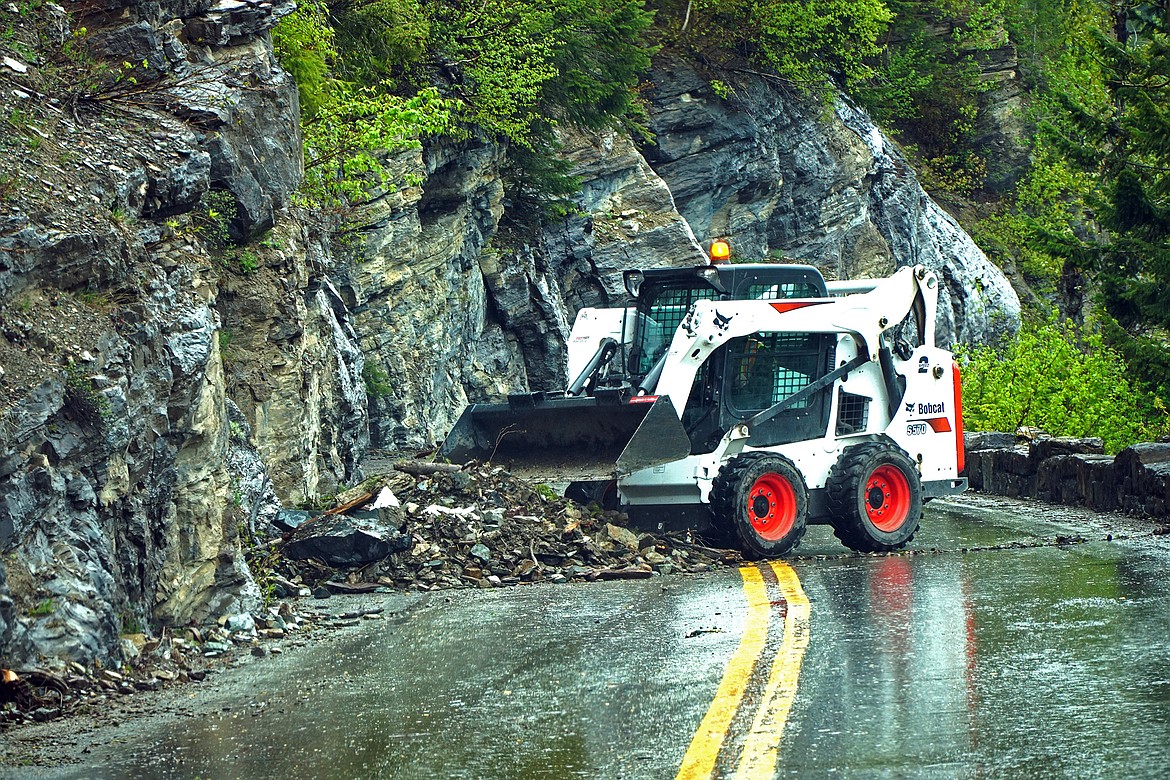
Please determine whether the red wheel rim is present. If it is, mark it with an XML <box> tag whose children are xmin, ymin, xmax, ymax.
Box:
<box><xmin>865</xmin><ymin>464</ymin><xmax>911</xmax><ymax>532</ymax></box>
<box><xmin>746</xmin><ymin>472</ymin><xmax>796</xmax><ymax>541</ymax></box>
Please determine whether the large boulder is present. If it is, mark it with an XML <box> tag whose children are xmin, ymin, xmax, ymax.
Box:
<box><xmin>1114</xmin><ymin>443</ymin><xmax>1170</xmax><ymax>517</ymax></box>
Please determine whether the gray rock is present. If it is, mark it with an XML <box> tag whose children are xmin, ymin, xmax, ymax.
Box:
<box><xmin>87</xmin><ymin>21</ymin><xmax>168</xmax><ymax>71</ymax></box>
<box><xmin>605</xmin><ymin>523</ymin><xmax>639</xmax><ymax>552</ymax></box>
<box><xmin>964</xmin><ymin>431</ymin><xmax>1016</xmax><ymax>452</ymax></box>
<box><xmin>223</xmin><ymin>613</ymin><xmax>256</xmax><ymax>634</ymax></box>
<box><xmin>1035</xmin><ymin>454</ymin><xmax>1116</xmax><ymax>509</ymax></box>
<box><xmin>227</xmin><ymin>400</ymin><xmax>282</xmax><ymax>539</ymax></box>
<box><xmin>32</xmin><ymin>707</ymin><xmax>60</xmax><ymax>722</ymax></box>
<box><xmin>274</xmin><ymin>510</ymin><xmax>316</xmax><ymax>533</ymax></box>
<box><xmin>183</xmin><ymin>0</ymin><xmax>296</xmax><ymax>47</ymax></box>
<box><xmin>142</xmin><ymin>150</ymin><xmax>211</xmax><ymax>218</ymax></box>
<box><xmin>0</xmin><ymin>564</ymin><xmax>16</xmax><ymax>663</ymax></box>
<box><xmin>1030</xmin><ymin>436</ymin><xmax>1105</xmax><ymax>461</ymax></box>
<box><xmin>964</xmin><ymin>432</ymin><xmax>1170</xmax><ymax>517</ymax></box>
<box><xmin>223</xmin><ymin>59</ymin><xmax>301</xmax><ymax>239</ymax></box>
<box><xmin>284</xmin><ymin>512</ymin><xmax>410</xmax><ymax>566</ymax></box>
<box><xmin>1115</xmin><ymin>443</ymin><xmax>1170</xmax><ymax>517</ymax></box>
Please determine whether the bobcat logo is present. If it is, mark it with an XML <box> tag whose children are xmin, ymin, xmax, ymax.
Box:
<box><xmin>904</xmin><ymin>401</ymin><xmax>914</xmax><ymax>413</ymax></box>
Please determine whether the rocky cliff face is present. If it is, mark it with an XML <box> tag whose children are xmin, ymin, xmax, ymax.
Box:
<box><xmin>0</xmin><ymin>7</ymin><xmax>1020</xmax><ymax>666</ymax></box>
<box><xmin>641</xmin><ymin>58</ymin><xmax>1021</xmax><ymax>347</ymax></box>
<box><xmin>0</xmin><ymin>0</ymin><xmax>357</xmax><ymax>665</ymax></box>
<box><xmin>348</xmin><ymin>127</ymin><xmax>706</xmax><ymax>451</ymax></box>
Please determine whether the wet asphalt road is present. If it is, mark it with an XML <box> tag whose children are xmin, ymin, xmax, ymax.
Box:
<box><xmin>12</xmin><ymin>495</ymin><xmax>1170</xmax><ymax>779</ymax></box>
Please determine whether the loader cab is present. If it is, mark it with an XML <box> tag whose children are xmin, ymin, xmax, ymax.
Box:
<box><xmin>623</xmin><ymin>263</ymin><xmax>827</xmax><ymax>380</ymax></box>
<box><xmin>623</xmin><ymin>263</ymin><xmax>830</xmax><ymax>452</ymax></box>
<box><xmin>718</xmin><ymin>330</ymin><xmax>837</xmax><ymax>446</ymax></box>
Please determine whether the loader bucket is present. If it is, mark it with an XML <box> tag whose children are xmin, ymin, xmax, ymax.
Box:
<box><xmin>438</xmin><ymin>395</ymin><xmax>692</xmax><ymax>483</ymax></box>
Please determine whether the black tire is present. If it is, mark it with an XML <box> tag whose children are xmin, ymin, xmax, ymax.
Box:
<box><xmin>710</xmin><ymin>452</ymin><xmax>808</xmax><ymax>559</ymax></box>
<box><xmin>565</xmin><ymin>480</ymin><xmax>620</xmax><ymax>511</ymax></box>
<box><xmin>825</xmin><ymin>441</ymin><xmax>923</xmax><ymax>552</ymax></box>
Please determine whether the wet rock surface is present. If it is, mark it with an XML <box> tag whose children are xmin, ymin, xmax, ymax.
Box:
<box><xmin>964</xmin><ymin>430</ymin><xmax>1170</xmax><ymax>518</ymax></box>
<box><xmin>283</xmin><ymin>511</ymin><xmax>411</xmax><ymax>567</ymax></box>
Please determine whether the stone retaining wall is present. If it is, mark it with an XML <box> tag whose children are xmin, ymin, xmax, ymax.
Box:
<box><xmin>963</xmin><ymin>432</ymin><xmax>1170</xmax><ymax>519</ymax></box>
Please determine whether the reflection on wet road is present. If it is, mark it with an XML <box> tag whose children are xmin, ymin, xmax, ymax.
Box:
<box><xmin>28</xmin><ymin>496</ymin><xmax>1170</xmax><ymax>779</ymax></box>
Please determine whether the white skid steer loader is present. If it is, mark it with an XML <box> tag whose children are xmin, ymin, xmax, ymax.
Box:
<box><xmin>440</xmin><ymin>248</ymin><xmax>967</xmax><ymax>557</ymax></box>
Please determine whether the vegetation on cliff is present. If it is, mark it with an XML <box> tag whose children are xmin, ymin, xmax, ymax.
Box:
<box><xmin>833</xmin><ymin>0</ymin><xmax>1170</xmax><ymax>445</ymax></box>
<box><xmin>958</xmin><ymin>320</ymin><xmax>1168</xmax><ymax>453</ymax></box>
<box><xmin>272</xmin><ymin>0</ymin><xmax>657</xmax><ymax>216</ymax></box>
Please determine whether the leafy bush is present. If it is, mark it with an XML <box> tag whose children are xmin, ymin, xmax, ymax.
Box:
<box><xmin>362</xmin><ymin>362</ymin><xmax>394</xmax><ymax>399</ymax></box>
<box><xmin>63</xmin><ymin>363</ymin><xmax>111</xmax><ymax>435</ymax></box>
<box><xmin>272</xmin><ymin>0</ymin><xmax>457</xmax><ymax>211</ymax></box>
<box><xmin>669</xmin><ymin>0</ymin><xmax>891</xmax><ymax>90</ymax></box>
<box><xmin>970</xmin><ymin>142</ymin><xmax>1098</xmax><ymax>284</ymax></box>
<box><xmin>300</xmin><ymin>85</ymin><xmax>458</xmax><ymax>209</ymax></box>
<box><xmin>412</xmin><ymin>0</ymin><xmax>655</xmax><ymax>145</ymax></box>
<box><xmin>956</xmin><ymin>318</ymin><xmax>1170</xmax><ymax>453</ymax></box>
<box><xmin>270</xmin><ymin>0</ymin><xmax>335</xmax><ymax>118</ymax></box>
<box><xmin>329</xmin><ymin>0</ymin><xmax>430</xmax><ymax>87</ymax></box>
<box><xmin>272</xmin><ymin>0</ymin><xmax>654</xmax><ymax>216</ymax></box>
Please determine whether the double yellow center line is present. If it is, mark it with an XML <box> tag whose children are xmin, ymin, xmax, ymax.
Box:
<box><xmin>676</xmin><ymin>561</ymin><xmax>811</xmax><ymax>780</ymax></box>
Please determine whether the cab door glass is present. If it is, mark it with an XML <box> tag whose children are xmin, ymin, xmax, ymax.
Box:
<box><xmin>726</xmin><ymin>332</ymin><xmax>822</xmax><ymax>414</ymax></box>
<box><xmin>629</xmin><ymin>285</ymin><xmax>720</xmax><ymax>376</ymax></box>
<box><xmin>723</xmin><ymin>331</ymin><xmax>834</xmax><ymax>446</ymax></box>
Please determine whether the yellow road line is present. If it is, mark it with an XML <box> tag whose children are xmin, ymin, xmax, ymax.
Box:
<box><xmin>733</xmin><ymin>561</ymin><xmax>812</xmax><ymax>780</ymax></box>
<box><xmin>675</xmin><ymin>565</ymin><xmax>771</xmax><ymax>780</ymax></box>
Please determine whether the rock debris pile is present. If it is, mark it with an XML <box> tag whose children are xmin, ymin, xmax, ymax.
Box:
<box><xmin>0</xmin><ymin>599</ymin><xmax>385</xmax><ymax>730</ymax></box>
<box><xmin>275</xmin><ymin>460</ymin><xmax>740</xmax><ymax>594</ymax></box>
<box><xmin>0</xmin><ymin>461</ymin><xmax>739</xmax><ymax>732</ymax></box>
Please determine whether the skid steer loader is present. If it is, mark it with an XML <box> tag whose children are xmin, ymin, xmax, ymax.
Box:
<box><xmin>439</xmin><ymin>246</ymin><xmax>967</xmax><ymax>557</ymax></box>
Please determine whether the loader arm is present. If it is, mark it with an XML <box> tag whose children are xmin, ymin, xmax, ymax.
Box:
<box><xmin>651</xmin><ymin>265</ymin><xmax>939</xmax><ymax>418</ymax></box>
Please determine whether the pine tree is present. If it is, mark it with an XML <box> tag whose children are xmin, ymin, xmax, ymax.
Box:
<box><xmin>1041</xmin><ymin>2</ymin><xmax>1170</xmax><ymax>401</ymax></box>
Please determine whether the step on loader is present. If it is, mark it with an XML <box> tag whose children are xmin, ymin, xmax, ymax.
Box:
<box><xmin>439</xmin><ymin>243</ymin><xmax>967</xmax><ymax>557</ymax></box>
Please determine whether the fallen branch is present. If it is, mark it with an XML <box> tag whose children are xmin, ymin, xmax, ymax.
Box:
<box><xmin>394</xmin><ymin>460</ymin><xmax>465</xmax><ymax>476</ymax></box>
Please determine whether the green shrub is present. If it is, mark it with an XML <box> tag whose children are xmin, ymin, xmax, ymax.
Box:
<box><xmin>270</xmin><ymin>0</ymin><xmax>336</xmax><ymax>118</ymax></box>
<box><xmin>671</xmin><ymin>0</ymin><xmax>891</xmax><ymax>91</ymax></box>
<box><xmin>855</xmin><ymin>1</ymin><xmax>1006</xmax><ymax>195</ymax></box>
<box><xmin>272</xmin><ymin>0</ymin><xmax>653</xmax><ymax>216</ymax></box>
<box><xmin>956</xmin><ymin>318</ymin><xmax>1170</xmax><ymax>453</ymax></box>
<box><xmin>272</xmin><ymin>0</ymin><xmax>456</xmax><ymax>212</ymax></box>
<box><xmin>63</xmin><ymin>363</ymin><xmax>111</xmax><ymax>434</ymax></box>
<box><xmin>969</xmin><ymin>143</ymin><xmax>1097</xmax><ymax>284</ymax></box>
<box><xmin>362</xmin><ymin>362</ymin><xmax>394</xmax><ymax>399</ymax></box>
<box><xmin>195</xmin><ymin>189</ymin><xmax>237</xmax><ymax>246</ymax></box>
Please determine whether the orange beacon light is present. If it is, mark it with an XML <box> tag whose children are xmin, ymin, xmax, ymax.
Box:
<box><xmin>709</xmin><ymin>239</ymin><xmax>730</xmax><ymax>264</ymax></box>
